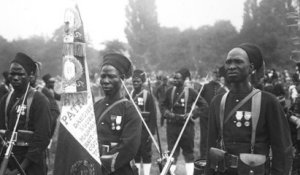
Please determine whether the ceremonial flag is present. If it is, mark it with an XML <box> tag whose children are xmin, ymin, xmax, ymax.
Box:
<box><xmin>54</xmin><ymin>3</ymin><xmax>101</xmax><ymax>174</ymax></box>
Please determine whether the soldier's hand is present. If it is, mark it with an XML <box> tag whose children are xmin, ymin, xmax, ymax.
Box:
<box><xmin>164</xmin><ymin>110</ymin><xmax>175</xmax><ymax>119</ymax></box>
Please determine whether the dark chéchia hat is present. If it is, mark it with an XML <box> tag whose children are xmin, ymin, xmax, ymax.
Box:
<box><xmin>236</xmin><ymin>43</ymin><xmax>263</xmax><ymax>70</ymax></box>
<box><xmin>42</xmin><ymin>74</ymin><xmax>55</xmax><ymax>83</ymax></box>
<box><xmin>102</xmin><ymin>53</ymin><xmax>132</xmax><ymax>79</ymax></box>
<box><xmin>133</xmin><ymin>69</ymin><xmax>146</xmax><ymax>82</ymax></box>
<box><xmin>11</xmin><ymin>52</ymin><xmax>37</xmax><ymax>75</ymax></box>
<box><xmin>176</xmin><ymin>68</ymin><xmax>191</xmax><ymax>80</ymax></box>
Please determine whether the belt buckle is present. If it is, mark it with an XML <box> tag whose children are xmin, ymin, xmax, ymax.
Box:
<box><xmin>100</xmin><ymin>145</ymin><xmax>110</xmax><ymax>155</ymax></box>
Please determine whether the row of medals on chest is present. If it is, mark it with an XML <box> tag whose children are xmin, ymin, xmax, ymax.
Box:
<box><xmin>234</xmin><ymin>111</ymin><xmax>252</xmax><ymax>128</ymax></box>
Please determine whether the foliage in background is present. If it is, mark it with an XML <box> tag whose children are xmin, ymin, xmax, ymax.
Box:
<box><xmin>125</xmin><ymin>0</ymin><xmax>160</xmax><ymax>71</ymax></box>
<box><xmin>0</xmin><ymin>0</ymin><xmax>298</xmax><ymax>78</ymax></box>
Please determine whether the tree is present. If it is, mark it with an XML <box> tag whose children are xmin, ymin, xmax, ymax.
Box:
<box><xmin>156</xmin><ymin>21</ymin><xmax>238</xmax><ymax>75</ymax></box>
<box><xmin>125</xmin><ymin>0</ymin><xmax>160</xmax><ymax>71</ymax></box>
<box><xmin>240</xmin><ymin>0</ymin><xmax>293</xmax><ymax>69</ymax></box>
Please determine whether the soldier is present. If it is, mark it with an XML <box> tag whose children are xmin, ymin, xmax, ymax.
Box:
<box><xmin>206</xmin><ymin>43</ymin><xmax>293</xmax><ymax>175</ymax></box>
<box><xmin>94</xmin><ymin>53</ymin><xmax>142</xmax><ymax>175</ymax></box>
<box><xmin>41</xmin><ymin>74</ymin><xmax>61</xmax><ymax>137</ymax></box>
<box><xmin>129</xmin><ymin>69</ymin><xmax>156</xmax><ymax>175</ymax></box>
<box><xmin>199</xmin><ymin>69</ymin><xmax>221</xmax><ymax>160</ymax></box>
<box><xmin>0</xmin><ymin>52</ymin><xmax>51</xmax><ymax>175</ymax></box>
<box><xmin>0</xmin><ymin>71</ymin><xmax>11</xmax><ymax>100</ymax></box>
<box><xmin>288</xmin><ymin>84</ymin><xmax>300</xmax><ymax>175</ymax></box>
<box><xmin>162</xmin><ymin>68</ymin><xmax>208</xmax><ymax>175</ymax></box>
<box><xmin>155</xmin><ymin>75</ymin><xmax>171</xmax><ymax>126</ymax></box>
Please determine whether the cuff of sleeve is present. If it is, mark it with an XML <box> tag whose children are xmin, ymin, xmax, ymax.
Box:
<box><xmin>101</xmin><ymin>152</ymin><xmax>119</xmax><ymax>173</ymax></box>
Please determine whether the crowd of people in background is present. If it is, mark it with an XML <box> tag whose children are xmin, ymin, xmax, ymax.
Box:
<box><xmin>1</xmin><ymin>46</ymin><xmax>300</xmax><ymax>175</ymax></box>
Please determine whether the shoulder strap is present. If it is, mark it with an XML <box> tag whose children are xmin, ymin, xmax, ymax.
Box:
<box><xmin>219</xmin><ymin>91</ymin><xmax>229</xmax><ymax>148</ymax></box>
<box><xmin>143</xmin><ymin>89</ymin><xmax>148</xmax><ymax>112</ymax></box>
<box><xmin>184</xmin><ymin>87</ymin><xmax>189</xmax><ymax>114</ymax></box>
<box><xmin>219</xmin><ymin>89</ymin><xmax>260</xmax><ymax>149</ymax></box>
<box><xmin>25</xmin><ymin>88</ymin><xmax>36</xmax><ymax>129</ymax></box>
<box><xmin>250</xmin><ymin>91</ymin><xmax>262</xmax><ymax>153</ymax></box>
<box><xmin>5</xmin><ymin>90</ymin><xmax>14</xmax><ymax>129</ymax></box>
<box><xmin>97</xmin><ymin>98</ymin><xmax>128</xmax><ymax>125</ymax></box>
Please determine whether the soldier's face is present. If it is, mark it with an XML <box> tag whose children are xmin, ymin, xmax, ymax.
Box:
<box><xmin>173</xmin><ymin>73</ymin><xmax>184</xmax><ymax>87</ymax></box>
<box><xmin>225</xmin><ymin>48</ymin><xmax>253</xmax><ymax>84</ymax></box>
<box><xmin>9</xmin><ymin>63</ymin><xmax>30</xmax><ymax>92</ymax></box>
<box><xmin>100</xmin><ymin>65</ymin><xmax>122</xmax><ymax>96</ymax></box>
<box><xmin>46</xmin><ymin>79</ymin><xmax>55</xmax><ymax>89</ymax></box>
<box><xmin>132</xmin><ymin>77</ymin><xmax>143</xmax><ymax>90</ymax></box>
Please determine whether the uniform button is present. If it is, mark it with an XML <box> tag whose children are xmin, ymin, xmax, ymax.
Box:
<box><xmin>106</xmin><ymin>103</ymin><xmax>109</xmax><ymax>106</ymax></box>
<box><xmin>101</xmin><ymin>122</ymin><xmax>104</xmax><ymax>125</ymax></box>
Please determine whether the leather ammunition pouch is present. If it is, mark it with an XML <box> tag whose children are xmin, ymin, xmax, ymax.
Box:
<box><xmin>208</xmin><ymin>148</ymin><xmax>266</xmax><ymax>174</ymax></box>
<box><xmin>238</xmin><ymin>153</ymin><xmax>266</xmax><ymax>175</ymax></box>
<box><xmin>208</xmin><ymin>147</ymin><xmax>238</xmax><ymax>172</ymax></box>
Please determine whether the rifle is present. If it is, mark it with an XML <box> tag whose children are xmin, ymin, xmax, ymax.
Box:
<box><xmin>160</xmin><ymin>74</ymin><xmax>208</xmax><ymax>175</ymax></box>
<box><xmin>121</xmin><ymin>80</ymin><xmax>161</xmax><ymax>155</ymax></box>
<box><xmin>0</xmin><ymin>83</ymin><xmax>31</xmax><ymax>175</ymax></box>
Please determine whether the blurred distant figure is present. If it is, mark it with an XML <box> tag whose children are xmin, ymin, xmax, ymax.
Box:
<box><xmin>42</xmin><ymin>74</ymin><xmax>61</xmax><ymax>137</ymax></box>
<box><xmin>199</xmin><ymin>69</ymin><xmax>221</xmax><ymax>159</ymax></box>
<box><xmin>130</xmin><ymin>69</ymin><xmax>156</xmax><ymax>175</ymax></box>
<box><xmin>162</xmin><ymin>68</ymin><xmax>208</xmax><ymax>175</ymax></box>
<box><xmin>200</xmin><ymin>69</ymin><xmax>221</xmax><ymax>105</ymax></box>
<box><xmin>0</xmin><ymin>71</ymin><xmax>11</xmax><ymax>100</ymax></box>
<box><xmin>155</xmin><ymin>76</ymin><xmax>170</xmax><ymax>104</ymax></box>
<box><xmin>289</xmin><ymin>73</ymin><xmax>300</xmax><ymax>104</ymax></box>
<box><xmin>155</xmin><ymin>75</ymin><xmax>171</xmax><ymax>126</ymax></box>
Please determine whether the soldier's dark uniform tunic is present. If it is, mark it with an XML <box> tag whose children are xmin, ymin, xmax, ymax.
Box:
<box><xmin>0</xmin><ymin>89</ymin><xmax>51</xmax><ymax>175</ymax></box>
<box><xmin>0</xmin><ymin>83</ymin><xmax>9</xmax><ymax>100</ymax></box>
<box><xmin>206</xmin><ymin>90</ymin><xmax>293</xmax><ymax>175</ymax></box>
<box><xmin>40</xmin><ymin>87</ymin><xmax>60</xmax><ymax>137</ymax></box>
<box><xmin>130</xmin><ymin>89</ymin><xmax>156</xmax><ymax>164</ymax></box>
<box><xmin>94</xmin><ymin>96</ymin><xmax>142</xmax><ymax>175</ymax></box>
<box><xmin>200</xmin><ymin>80</ymin><xmax>221</xmax><ymax>159</ymax></box>
<box><xmin>162</xmin><ymin>86</ymin><xmax>208</xmax><ymax>162</ymax></box>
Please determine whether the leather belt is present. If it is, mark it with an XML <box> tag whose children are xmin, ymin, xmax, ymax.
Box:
<box><xmin>0</xmin><ymin>129</ymin><xmax>33</xmax><ymax>147</ymax></box>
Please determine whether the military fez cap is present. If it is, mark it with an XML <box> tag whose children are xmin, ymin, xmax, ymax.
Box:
<box><xmin>42</xmin><ymin>74</ymin><xmax>55</xmax><ymax>83</ymax></box>
<box><xmin>236</xmin><ymin>43</ymin><xmax>263</xmax><ymax>70</ymax></box>
<box><xmin>133</xmin><ymin>69</ymin><xmax>146</xmax><ymax>82</ymax></box>
<box><xmin>102</xmin><ymin>53</ymin><xmax>132</xmax><ymax>79</ymax></box>
<box><xmin>176</xmin><ymin>68</ymin><xmax>191</xmax><ymax>80</ymax></box>
<box><xmin>11</xmin><ymin>52</ymin><xmax>37</xmax><ymax>75</ymax></box>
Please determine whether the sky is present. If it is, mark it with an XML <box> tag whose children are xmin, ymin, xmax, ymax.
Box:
<box><xmin>0</xmin><ymin>0</ymin><xmax>246</xmax><ymax>50</ymax></box>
